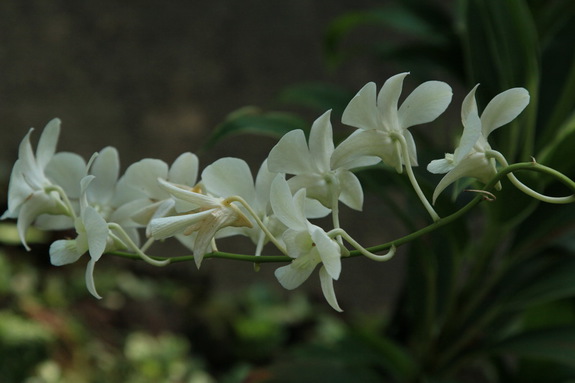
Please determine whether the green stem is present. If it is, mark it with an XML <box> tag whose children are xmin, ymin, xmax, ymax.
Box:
<box><xmin>394</xmin><ymin>134</ymin><xmax>440</xmax><ymax>222</ymax></box>
<box><xmin>107</xmin><ymin>162</ymin><xmax>575</xmax><ymax>264</ymax></box>
<box><xmin>108</xmin><ymin>223</ymin><xmax>170</xmax><ymax>266</ymax></box>
<box><xmin>488</xmin><ymin>150</ymin><xmax>575</xmax><ymax>203</ymax></box>
<box><xmin>226</xmin><ymin>195</ymin><xmax>287</xmax><ymax>255</ymax></box>
<box><xmin>328</xmin><ymin>228</ymin><xmax>396</xmax><ymax>261</ymax></box>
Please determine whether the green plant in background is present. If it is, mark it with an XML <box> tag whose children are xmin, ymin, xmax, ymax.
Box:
<box><xmin>2</xmin><ymin>0</ymin><xmax>575</xmax><ymax>382</ymax></box>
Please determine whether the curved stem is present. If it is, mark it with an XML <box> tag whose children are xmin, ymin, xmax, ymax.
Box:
<box><xmin>108</xmin><ymin>223</ymin><xmax>170</xmax><ymax>266</ymax></box>
<box><xmin>140</xmin><ymin>237</ymin><xmax>155</xmax><ymax>253</ymax></box>
<box><xmin>487</xmin><ymin>150</ymin><xmax>575</xmax><ymax>203</ymax></box>
<box><xmin>107</xmin><ymin>162</ymin><xmax>575</xmax><ymax>264</ymax></box>
<box><xmin>226</xmin><ymin>195</ymin><xmax>287</xmax><ymax>255</ymax></box>
<box><xmin>329</xmin><ymin>228</ymin><xmax>396</xmax><ymax>261</ymax></box>
<box><xmin>393</xmin><ymin>133</ymin><xmax>440</xmax><ymax>221</ymax></box>
<box><xmin>328</xmin><ymin>175</ymin><xmax>345</xmax><ymax>247</ymax></box>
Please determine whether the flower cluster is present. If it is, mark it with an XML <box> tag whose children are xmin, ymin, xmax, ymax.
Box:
<box><xmin>3</xmin><ymin>73</ymin><xmax>538</xmax><ymax>310</ymax></box>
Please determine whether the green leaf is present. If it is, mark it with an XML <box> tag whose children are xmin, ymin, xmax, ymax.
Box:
<box><xmin>529</xmin><ymin>0</ymin><xmax>575</xmax><ymax>49</ymax></box>
<box><xmin>487</xmin><ymin>326</ymin><xmax>575</xmax><ymax>366</ymax></box>
<box><xmin>204</xmin><ymin>107</ymin><xmax>308</xmax><ymax>148</ymax></box>
<box><xmin>535</xmin><ymin>9</ymin><xmax>575</xmax><ymax>158</ymax></box>
<box><xmin>512</xmin><ymin>202</ymin><xmax>575</xmax><ymax>258</ymax></box>
<box><xmin>324</xmin><ymin>3</ymin><xmax>452</xmax><ymax>70</ymax></box>
<box><xmin>353</xmin><ymin>328</ymin><xmax>418</xmax><ymax>382</ymax></box>
<box><xmin>501</xmin><ymin>257</ymin><xmax>575</xmax><ymax>310</ymax></box>
<box><xmin>277</xmin><ymin>83</ymin><xmax>354</xmax><ymax>117</ymax></box>
<box><xmin>537</xmin><ymin>112</ymin><xmax>575</xmax><ymax>177</ymax></box>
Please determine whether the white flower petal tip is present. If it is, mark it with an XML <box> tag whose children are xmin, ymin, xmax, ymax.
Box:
<box><xmin>320</xmin><ymin>267</ymin><xmax>343</xmax><ymax>312</ymax></box>
<box><xmin>481</xmin><ymin>88</ymin><xmax>530</xmax><ymax>137</ymax></box>
<box><xmin>86</xmin><ymin>259</ymin><xmax>103</xmax><ymax>299</ymax></box>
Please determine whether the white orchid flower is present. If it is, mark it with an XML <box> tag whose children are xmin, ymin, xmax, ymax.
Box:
<box><xmin>270</xmin><ymin>175</ymin><xmax>343</xmax><ymax>312</ymax></box>
<box><xmin>333</xmin><ymin>72</ymin><xmax>452</xmax><ymax>173</ymax></box>
<box><xmin>427</xmin><ymin>85</ymin><xmax>530</xmax><ymax>203</ymax></box>
<box><xmin>49</xmin><ymin>176</ymin><xmax>126</xmax><ymax>299</ymax></box>
<box><xmin>201</xmin><ymin>157</ymin><xmax>283</xmax><ymax>256</ymax></box>
<box><xmin>268</xmin><ymin>110</ymin><xmax>378</xmax><ymax>212</ymax></box>
<box><xmin>200</xmin><ymin>157</ymin><xmax>331</xmax><ymax>257</ymax></box>
<box><xmin>148</xmin><ymin>178</ymin><xmax>253</xmax><ymax>268</ymax></box>
<box><xmin>2</xmin><ymin>119</ymin><xmax>76</xmax><ymax>249</ymax></box>
<box><xmin>115</xmin><ymin>152</ymin><xmax>199</xmax><ymax>235</ymax></box>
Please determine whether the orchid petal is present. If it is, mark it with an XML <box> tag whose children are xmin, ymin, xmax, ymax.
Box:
<box><xmin>427</xmin><ymin>158</ymin><xmax>455</xmax><ymax>174</ymax></box>
<box><xmin>35</xmin><ymin>213</ymin><xmax>75</xmax><ymax>231</ymax></box>
<box><xmin>123</xmin><ymin>159</ymin><xmax>169</xmax><ymax>199</ymax></box>
<box><xmin>85</xmin><ymin>258</ymin><xmax>102</xmax><ymax>299</ymax></box>
<box><xmin>270</xmin><ymin>176</ymin><xmax>307</xmax><ymax>230</ymax></box>
<box><xmin>452</xmin><ymin>88</ymin><xmax>482</xmax><ymax>164</ymax></box>
<box><xmin>319</xmin><ymin>266</ymin><xmax>343</xmax><ymax>312</ymax></box>
<box><xmin>331</xmin><ymin>130</ymin><xmax>393</xmax><ymax>170</ymax></box>
<box><xmin>288</xmin><ymin>174</ymin><xmax>328</xmax><ymax>207</ymax></box>
<box><xmin>46</xmin><ymin>152</ymin><xmax>87</xmax><ymax>199</ymax></box>
<box><xmin>3</xmin><ymin>161</ymin><xmax>33</xmax><ymax>217</ymax></box>
<box><xmin>254</xmin><ymin>159</ymin><xmax>275</xmax><ymax>213</ymax></box>
<box><xmin>267</xmin><ymin>130</ymin><xmax>314</xmax><ymax>174</ymax></box>
<box><xmin>111</xmin><ymin>198</ymin><xmax>153</xmax><ymax>226</ymax></box>
<box><xmin>308</xmin><ymin>111</ymin><xmax>334</xmax><ymax>172</ymax></box>
<box><xmin>202</xmin><ymin>157</ymin><xmax>255</xmax><ymax>202</ymax></box>
<box><xmin>18</xmin><ymin>129</ymin><xmax>44</xmax><ymax>189</ymax></box>
<box><xmin>17</xmin><ymin>191</ymin><xmax>59</xmax><ymax>250</ymax></box>
<box><xmin>36</xmin><ymin>118</ymin><xmax>61</xmax><ymax>168</ymax></box>
<box><xmin>303</xmin><ymin>198</ymin><xmax>332</xmax><ymax>219</ymax></box>
<box><xmin>311</xmin><ymin>226</ymin><xmax>341</xmax><ymax>280</ymax></box>
<box><xmin>403</xmin><ymin>129</ymin><xmax>419</xmax><ymax>166</ymax></box>
<box><xmin>169</xmin><ymin>152</ymin><xmax>199</xmax><ymax>186</ymax></box>
<box><xmin>331</xmin><ymin>155</ymin><xmax>380</xmax><ymax>171</ymax></box>
<box><xmin>50</xmin><ymin>239</ymin><xmax>83</xmax><ymax>266</ymax></box>
<box><xmin>148</xmin><ymin>209</ymin><xmax>214</xmax><ymax>239</ymax></box>
<box><xmin>282</xmin><ymin>229</ymin><xmax>309</xmax><ymax>259</ymax></box>
<box><xmin>192</xmin><ymin>212</ymin><xmax>228</xmax><ymax>268</ymax></box>
<box><xmin>377</xmin><ymin>72</ymin><xmax>409</xmax><ymax>131</ymax></box>
<box><xmin>398</xmin><ymin>81</ymin><xmax>452</xmax><ymax>129</ymax></box>
<box><xmin>83</xmin><ymin>206</ymin><xmax>109</xmax><ymax>261</ymax></box>
<box><xmin>481</xmin><ymin>88</ymin><xmax>530</xmax><ymax>137</ymax></box>
<box><xmin>341</xmin><ymin>82</ymin><xmax>380</xmax><ymax>131</ymax></box>
<box><xmin>88</xmin><ymin>147</ymin><xmax>119</xmax><ymax>204</ymax></box>
<box><xmin>337</xmin><ymin>170</ymin><xmax>364</xmax><ymax>211</ymax></box>
<box><xmin>275</xmin><ymin>263</ymin><xmax>315</xmax><ymax>290</ymax></box>
<box><xmin>158</xmin><ymin>178</ymin><xmax>217</xmax><ymax>208</ymax></box>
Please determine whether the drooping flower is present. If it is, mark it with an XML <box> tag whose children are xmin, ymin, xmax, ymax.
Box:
<box><xmin>268</xmin><ymin>110</ymin><xmax>379</xmax><ymax>211</ymax></box>
<box><xmin>49</xmin><ymin>175</ymin><xmax>126</xmax><ymax>299</ymax></box>
<box><xmin>427</xmin><ymin>85</ymin><xmax>530</xmax><ymax>202</ymax></box>
<box><xmin>333</xmin><ymin>73</ymin><xmax>453</xmax><ymax>172</ymax></box>
<box><xmin>148</xmin><ymin>177</ymin><xmax>253</xmax><ymax>268</ymax></box>
<box><xmin>270</xmin><ymin>175</ymin><xmax>343</xmax><ymax>312</ymax></box>
<box><xmin>2</xmin><ymin>119</ymin><xmax>75</xmax><ymax>249</ymax></box>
